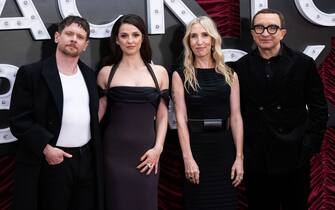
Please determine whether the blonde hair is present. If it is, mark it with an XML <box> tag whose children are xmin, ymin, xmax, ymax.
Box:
<box><xmin>183</xmin><ymin>16</ymin><xmax>234</xmax><ymax>91</ymax></box>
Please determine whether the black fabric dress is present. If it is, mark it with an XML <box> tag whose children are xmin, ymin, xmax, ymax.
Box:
<box><xmin>102</xmin><ymin>64</ymin><xmax>169</xmax><ymax>210</ymax></box>
<box><xmin>178</xmin><ymin>68</ymin><xmax>237</xmax><ymax>210</ymax></box>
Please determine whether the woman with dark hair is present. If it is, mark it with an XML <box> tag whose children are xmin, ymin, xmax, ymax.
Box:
<box><xmin>97</xmin><ymin>14</ymin><xmax>169</xmax><ymax>210</ymax></box>
<box><xmin>172</xmin><ymin>16</ymin><xmax>244</xmax><ymax>209</ymax></box>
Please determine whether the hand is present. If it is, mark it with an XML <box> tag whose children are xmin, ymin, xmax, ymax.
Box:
<box><xmin>43</xmin><ymin>144</ymin><xmax>72</xmax><ymax>165</ymax></box>
<box><xmin>184</xmin><ymin>157</ymin><xmax>200</xmax><ymax>184</ymax></box>
<box><xmin>231</xmin><ymin>156</ymin><xmax>244</xmax><ymax>187</ymax></box>
<box><xmin>136</xmin><ymin>147</ymin><xmax>162</xmax><ymax>175</ymax></box>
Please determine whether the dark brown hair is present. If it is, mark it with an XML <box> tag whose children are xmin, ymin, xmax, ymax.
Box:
<box><xmin>251</xmin><ymin>8</ymin><xmax>286</xmax><ymax>28</ymax></box>
<box><xmin>58</xmin><ymin>15</ymin><xmax>90</xmax><ymax>39</ymax></box>
<box><xmin>105</xmin><ymin>14</ymin><xmax>152</xmax><ymax>65</ymax></box>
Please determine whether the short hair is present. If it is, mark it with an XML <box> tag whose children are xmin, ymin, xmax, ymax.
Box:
<box><xmin>251</xmin><ymin>8</ymin><xmax>286</xmax><ymax>28</ymax></box>
<box><xmin>107</xmin><ymin>14</ymin><xmax>152</xmax><ymax>65</ymax></box>
<box><xmin>58</xmin><ymin>15</ymin><xmax>90</xmax><ymax>39</ymax></box>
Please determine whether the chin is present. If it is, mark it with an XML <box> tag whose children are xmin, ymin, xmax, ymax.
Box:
<box><xmin>195</xmin><ymin>53</ymin><xmax>210</xmax><ymax>58</ymax></box>
<box><xmin>259</xmin><ymin>44</ymin><xmax>275</xmax><ymax>49</ymax></box>
<box><xmin>65</xmin><ymin>51</ymin><xmax>80</xmax><ymax>57</ymax></box>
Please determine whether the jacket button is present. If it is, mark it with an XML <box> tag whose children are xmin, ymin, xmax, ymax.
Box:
<box><xmin>278</xmin><ymin>127</ymin><xmax>283</xmax><ymax>132</ymax></box>
<box><xmin>259</xmin><ymin>106</ymin><xmax>264</xmax><ymax>111</ymax></box>
<box><xmin>277</xmin><ymin>105</ymin><xmax>282</xmax><ymax>110</ymax></box>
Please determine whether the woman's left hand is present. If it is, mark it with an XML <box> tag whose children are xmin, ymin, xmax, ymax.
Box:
<box><xmin>231</xmin><ymin>156</ymin><xmax>244</xmax><ymax>187</ymax></box>
<box><xmin>136</xmin><ymin>147</ymin><xmax>162</xmax><ymax>175</ymax></box>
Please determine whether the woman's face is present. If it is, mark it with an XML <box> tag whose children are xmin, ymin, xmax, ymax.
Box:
<box><xmin>116</xmin><ymin>23</ymin><xmax>143</xmax><ymax>56</ymax></box>
<box><xmin>189</xmin><ymin>23</ymin><xmax>212</xmax><ymax>59</ymax></box>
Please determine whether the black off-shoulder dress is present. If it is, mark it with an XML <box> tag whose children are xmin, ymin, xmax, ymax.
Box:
<box><xmin>101</xmin><ymin>64</ymin><xmax>169</xmax><ymax>210</ymax></box>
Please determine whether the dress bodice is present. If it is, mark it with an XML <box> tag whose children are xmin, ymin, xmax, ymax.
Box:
<box><xmin>104</xmin><ymin>86</ymin><xmax>169</xmax><ymax>108</ymax></box>
<box><xmin>99</xmin><ymin>62</ymin><xmax>169</xmax><ymax>108</ymax></box>
<box><xmin>178</xmin><ymin>68</ymin><xmax>231</xmax><ymax>119</ymax></box>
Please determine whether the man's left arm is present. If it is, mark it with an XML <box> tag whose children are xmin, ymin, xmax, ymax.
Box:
<box><xmin>305</xmin><ymin>57</ymin><xmax>328</xmax><ymax>154</ymax></box>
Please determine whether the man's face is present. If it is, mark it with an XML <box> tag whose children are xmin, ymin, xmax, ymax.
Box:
<box><xmin>251</xmin><ymin>13</ymin><xmax>286</xmax><ymax>52</ymax></box>
<box><xmin>55</xmin><ymin>23</ymin><xmax>89</xmax><ymax>57</ymax></box>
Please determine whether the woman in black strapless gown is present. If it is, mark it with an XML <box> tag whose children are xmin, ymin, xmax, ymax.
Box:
<box><xmin>172</xmin><ymin>16</ymin><xmax>244</xmax><ymax>209</ymax></box>
<box><xmin>97</xmin><ymin>14</ymin><xmax>169</xmax><ymax>210</ymax></box>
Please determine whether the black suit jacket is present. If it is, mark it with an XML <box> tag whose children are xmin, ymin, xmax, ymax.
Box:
<box><xmin>233</xmin><ymin>44</ymin><xmax>328</xmax><ymax>173</ymax></box>
<box><xmin>9</xmin><ymin>56</ymin><xmax>103</xmax><ymax>210</ymax></box>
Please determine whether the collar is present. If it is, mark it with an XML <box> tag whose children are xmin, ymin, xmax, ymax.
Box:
<box><xmin>252</xmin><ymin>43</ymin><xmax>288</xmax><ymax>61</ymax></box>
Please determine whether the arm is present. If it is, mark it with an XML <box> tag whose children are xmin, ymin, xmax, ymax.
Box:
<box><xmin>154</xmin><ymin>67</ymin><xmax>169</xmax><ymax>152</ymax></box>
<box><xmin>9</xmin><ymin>66</ymin><xmax>54</xmax><ymax>158</ymax></box>
<box><xmin>171</xmin><ymin>71</ymin><xmax>200</xmax><ymax>184</ymax></box>
<box><xmin>9</xmin><ymin>66</ymin><xmax>72</xmax><ymax>163</ymax></box>
<box><xmin>137</xmin><ymin>66</ymin><xmax>169</xmax><ymax>175</ymax></box>
<box><xmin>229</xmin><ymin>73</ymin><xmax>244</xmax><ymax>187</ymax></box>
<box><xmin>305</xmin><ymin>58</ymin><xmax>328</xmax><ymax>153</ymax></box>
<box><xmin>97</xmin><ymin>66</ymin><xmax>110</xmax><ymax>121</ymax></box>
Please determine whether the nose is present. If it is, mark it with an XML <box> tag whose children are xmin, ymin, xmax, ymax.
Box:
<box><xmin>261</xmin><ymin>29</ymin><xmax>270</xmax><ymax>36</ymax></box>
<box><xmin>127</xmin><ymin>35</ymin><xmax>134</xmax><ymax>43</ymax></box>
<box><xmin>70</xmin><ymin>35</ymin><xmax>78</xmax><ymax>42</ymax></box>
<box><xmin>196</xmin><ymin>37</ymin><xmax>203</xmax><ymax>45</ymax></box>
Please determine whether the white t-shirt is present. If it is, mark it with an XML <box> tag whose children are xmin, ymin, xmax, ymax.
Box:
<box><xmin>56</xmin><ymin>67</ymin><xmax>91</xmax><ymax>147</ymax></box>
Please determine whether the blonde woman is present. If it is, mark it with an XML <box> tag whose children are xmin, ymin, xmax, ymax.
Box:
<box><xmin>172</xmin><ymin>16</ymin><xmax>244</xmax><ymax>209</ymax></box>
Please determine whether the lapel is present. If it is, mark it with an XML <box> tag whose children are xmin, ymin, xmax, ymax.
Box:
<box><xmin>78</xmin><ymin>60</ymin><xmax>98</xmax><ymax>115</ymax></box>
<box><xmin>41</xmin><ymin>56</ymin><xmax>97</xmax><ymax>122</ymax></box>
<box><xmin>243</xmin><ymin>50</ymin><xmax>266</xmax><ymax>105</ymax></box>
<box><xmin>41</xmin><ymin>56</ymin><xmax>63</xmax><ymax>118</ymax></box>
<box><xmin>273</xmin><ymin>44</ymin><xmax>295</xmax><ymax>91</ymax></box>
<box><xmin>243</xmin><ymin>44</ymin><xmax>296</xmax><ymax>105</ymax></box>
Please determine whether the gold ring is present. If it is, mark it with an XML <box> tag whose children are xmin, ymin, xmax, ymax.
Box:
<box><xmin>146</xmin><ymin>163</ymin><xmax>152</xmax><ymax>168</ymax></box>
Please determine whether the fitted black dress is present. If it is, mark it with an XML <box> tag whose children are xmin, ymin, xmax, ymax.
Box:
<box><xmin>178</xmin><ymin>68</ymin><xmax>237</xmax><ymax>210</ymax></box>
<box><xmin>102</xmin><ymin>64</ymin><xmax>169</xmax><ymax>210</ymax></box>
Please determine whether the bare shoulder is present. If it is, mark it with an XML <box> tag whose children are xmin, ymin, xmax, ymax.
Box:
<box><xmin>98</xmin><ymin>65</ymin><xmax>112</xmax><ymax>76</ymax></box>
<box><xmin>151</xmin><ymin>64</ymin><xmax>168</xmax><ymax>81</ymax></box>
<box><xmin>150</xmin><ymin>64</ymin><xmax>169</xmax><ymax>88</ymax></box>
<box><xmin>97</xmin><ymin>65</ymin><xmax>112</xmax><ymax>87</ymax></box>
<box><xmin>172</xmin><ymin>70</ymin><xmax>181</xmax><ymax>79</ymax></box>
<box><xmin>151</xmin><ymin>64</ymin><xmax>168</xmax><ymax>76</ymax></box>
<box><xmin>232</xmin><ymin>71</ymin><xmax>239</xmax><ymax>81</ymax></box>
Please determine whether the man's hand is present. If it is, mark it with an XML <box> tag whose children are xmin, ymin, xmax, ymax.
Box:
<box><xmin>43</xmin><ymin>144</ymin><xmax>72</xmax><ymax>165</ymax></box>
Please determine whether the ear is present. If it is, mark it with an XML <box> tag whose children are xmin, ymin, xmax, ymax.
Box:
<box><xmin>54</xmin><ymin>31</ymin><xmax>60</xmax><ymax>43</ymax></box>
<box><xmin>116</xmin><ymin>38</ymin><xmax>120</xmax><ymax>45</ymax></box>
<box><xmin>279</xmin><ymin>29</ymin><xmax>287</xmax><ymax>41</ymax></box>
<box><xmin>250</xmin><ymin>30</ymin><xmax>257</xmax><ymax>41</ymax></box>
<box><xmin>83</xmin><ymin>40</ymin><xmax>89</xmax><ymax>51</ymax></box>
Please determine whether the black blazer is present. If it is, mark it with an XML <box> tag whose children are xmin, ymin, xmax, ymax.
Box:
<box><xmin>233</xmin><ymin>44</ymin><xmax>328</xmax><ymax>173</ymax></box>
<box><xmin>9</xmin><ymin>56</ymin><xmax>103</xmax><ymax>210</ymax></box>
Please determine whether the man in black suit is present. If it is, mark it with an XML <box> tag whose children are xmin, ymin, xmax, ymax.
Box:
<box><xmin>234</xmin><ymin>9</ymin><xmax>328</xmax><ymax>210</ymax></box>
<box><xmin>9</xmin><ymin>16</ymin><xmax>103</xmax><ymax>210</ymax></box>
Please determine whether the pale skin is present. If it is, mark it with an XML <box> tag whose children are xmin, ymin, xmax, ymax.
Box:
<box><xmin>43</xmin><ymin>23</ymin><xmax>89</xmax><ymax>165</ymax></box>
<box><xmin>251</xmin><ymin>13</ymin><xmax>287</xmax><ymax>59</ymax></box>
<box><xmin>172</xmin><ymin>23</ymin><xmax>244</xmax><ymax>186</ymax></box>
<box><xmin>97</xmin><ymin>23</ymin><xmax>169</xmax><ymax>175</ymax></box>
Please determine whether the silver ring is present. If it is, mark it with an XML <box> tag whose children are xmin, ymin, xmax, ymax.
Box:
<box><xmin>146</xmin><ymin>163</ymin><xmax>152</xmax><ymax>168</ymax></box>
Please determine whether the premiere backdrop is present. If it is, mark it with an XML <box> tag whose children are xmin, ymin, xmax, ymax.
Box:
<box><xmin>0</xmin><ymin>0</ymin><xmax>334</xmax><ymax>209</ymax></box>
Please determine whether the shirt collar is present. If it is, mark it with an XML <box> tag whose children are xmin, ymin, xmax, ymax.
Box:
<box><xmin>254</xmin><ymin>42</ymin><xmax>285</xmax><ymax>60</ymax></box>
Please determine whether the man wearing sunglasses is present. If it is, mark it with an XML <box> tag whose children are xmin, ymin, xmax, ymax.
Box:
<box><xmin>233</xmin><ymin>8</ymin><xmax>328</xmax><ymax>210</ymax></box>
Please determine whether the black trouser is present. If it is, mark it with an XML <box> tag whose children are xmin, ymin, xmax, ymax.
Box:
<box><xmin>245</xmin><ymin>163</ymin><xmax>310</xmax><ymax>210</ymax></box>
<box><xmin>39</xmin><ymin>143</ymin><xmax>96</xmax><ymax>210</ymax></box>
